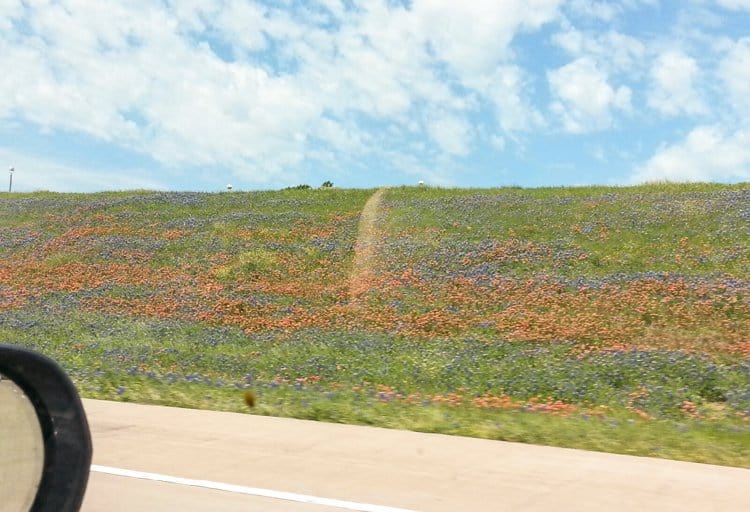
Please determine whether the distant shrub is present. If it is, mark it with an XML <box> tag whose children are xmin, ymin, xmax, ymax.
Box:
<box><xmin>283</xmin><ymin>184</ymin><xmax>311</xmax><ymax>190</ymax></box>
<box><xmin>321</xmin><ymin>181</ymin><xmax>334</xmax><ymax>188</ymax></box>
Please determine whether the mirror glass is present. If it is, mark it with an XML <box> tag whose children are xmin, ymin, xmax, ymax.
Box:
<box><xmin>0</xmin><ymin>374</ymin><xmax>45</xmax><ymax>512</ymax></box>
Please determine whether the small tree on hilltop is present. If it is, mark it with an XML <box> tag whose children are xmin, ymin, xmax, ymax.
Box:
<box><xmin>321</xmin><ymin>180</ymin><xmax>333</xmax><ymax>188</ymax></box>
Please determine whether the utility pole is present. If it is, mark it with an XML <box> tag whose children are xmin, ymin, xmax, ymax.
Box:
<box><xmin>8</xmin><ymin>167</ymin><xmax>13</xmax><ymax>193</ymax></box>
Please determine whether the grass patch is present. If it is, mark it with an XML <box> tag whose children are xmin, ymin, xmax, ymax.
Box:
<box><xmin>214</xmin><ymin>249</ymin><xmax>281</xmax><ymax>281</ymax></box>
<box><xmin>3</xmin><ymin>307</ymin><xmax>749</xmax><ymax>467</ymax></box>
<box><xmin>78</xmin><ymin>375</ymin><xmax>750</xmax><ymax>468</ymax></box>
<box><xmin>1</xmin><ymin>184</ymin><xmax>749</xmax><ymax>467</ymax></box>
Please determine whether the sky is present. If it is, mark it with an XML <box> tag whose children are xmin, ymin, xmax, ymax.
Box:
<box><xmin>1</xmin><ymin>0</ymin><xmax>750</xmax><ymax>192</ymax></box>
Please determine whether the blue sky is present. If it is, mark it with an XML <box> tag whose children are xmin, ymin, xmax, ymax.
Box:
<box><xmin>1</xmin><ymin>0</ymin><xmax>750</xmax><ymax>192</ymax></box>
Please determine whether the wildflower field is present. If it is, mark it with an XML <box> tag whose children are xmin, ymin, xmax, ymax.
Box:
<box><xmin>1</xmin><ymin>183</ymin><xmax>749</xmax><ymax>467</ymax></box>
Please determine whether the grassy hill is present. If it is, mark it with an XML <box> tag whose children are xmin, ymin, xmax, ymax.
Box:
<box><xmin>1</xmin><ymin>184</ymin><xmax>749</xmax><ymax>467</ymax></box>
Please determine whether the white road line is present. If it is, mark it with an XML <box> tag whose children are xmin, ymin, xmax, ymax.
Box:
<box><xmin>90</xmin><ymin>465</ymin><xmax>417</xmax><ymax>512</ymax></box>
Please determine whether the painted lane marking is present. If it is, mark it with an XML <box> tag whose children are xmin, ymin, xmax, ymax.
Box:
<box><xmin>90</xmin><ymin>465</ymin><xmax>417</xmax><ymax>512</ymax></box>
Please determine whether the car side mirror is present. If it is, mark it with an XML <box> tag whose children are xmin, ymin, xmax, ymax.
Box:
<box><xmin>0</xmin><ymin>345</ymin><xmax>92</xmax><ymax>512</ymax></box>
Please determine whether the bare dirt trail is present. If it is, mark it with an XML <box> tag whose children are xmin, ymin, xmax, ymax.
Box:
<box><xmin>348</xmin><ymin>188</ymin><xmax>387</xmax><ymax>301</ymax></box>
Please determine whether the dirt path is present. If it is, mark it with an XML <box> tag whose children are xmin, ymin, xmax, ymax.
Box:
<box><xmin>348</xmin><ymin>188</ymin><xmax>386</xmax><ymax>300</ymax></box>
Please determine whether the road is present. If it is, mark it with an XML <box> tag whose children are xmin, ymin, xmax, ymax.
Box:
<box><xmin>80</xmin><ymin>399</ymin><xmax>750</xmax><ymax>511</ymax></box>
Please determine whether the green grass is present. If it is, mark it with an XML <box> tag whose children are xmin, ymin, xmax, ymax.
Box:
<box><xmin>77</xmin><ymin>376</ymin><xmax>749</xmax><ymax>468</ymax></box>
<box><xmin>5</xmin><ymin>304</ymin><xmax>749</xmax><ymax>467</ymax></box>
<box><xmin>1</xmin><ymin>183</ymin><xmax>749</xmax><ymax>468</ymax></box>
<box><xmin>382</xmin><ymin>184</ymin><xmax>749</xmax><ymax>277</ymax></box>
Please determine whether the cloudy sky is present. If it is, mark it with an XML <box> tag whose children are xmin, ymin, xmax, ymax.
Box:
<box><xmin>2</xmin><ymin>0</ymin><xmax>750</xmax><ymax>192</ymax></box>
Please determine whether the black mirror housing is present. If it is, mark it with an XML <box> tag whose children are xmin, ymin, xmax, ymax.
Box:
<box><xmin>0</xmin><ymin>345</ymin><xmax>92</xmax><ymax>512</ymax></box>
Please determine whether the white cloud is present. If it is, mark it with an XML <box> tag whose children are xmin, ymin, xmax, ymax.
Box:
<box><xmin>552</xmin><ymin>27</ymin><xmax>646</xmax><ymax>74</ymax></box>
<box><xmin>631</xmin><ymin>126</ymin><xmax>750</xmax><ymax>183</ymax></box>
<box><xmin>565</xmin><ymin>0</ymin><xmax>659</xmax><ymax>21</ymax></box>
<box><xmin>0</xmin><ymin>0</ymin><xmax>568</xmax><ymax>188</ymax></box>
<box><xmin>0</xmin><ymin>148</ymin><xmax>165</xmax><ymax>192</ymax></box>
<box><xmin>718</xmin><ymin>37</ymin><xmax>750</xmax><ymax>116</ymax></box>
<box><xmin>547</xmin><ymin>57</ymin><xmax>632</xmax><ymax>133</ymax></box>
<box><xmin>714</xmin><ymin>0</ymin><xmax>750</xmax><ymax>10</ymax></box>
<box><xmin>490</xmin><ymin>134</ymin><xmax>507</xmax><ymax>151</ymax></box>
<box><xmin>471</xmin><ymin>65</ymin><xmax>545</xmax><ymax>133</ymax></box>
<box><xmin>0</xmin><ymin>0</ymin><xmax>23</xmax><ymax>30</ymax></box>
<box><xmin>411</xmin><ymin>0</ymin><xmax>562</xmax><ymax>81</ymax></box>
<box><xmin>0</xmin><ymin>2</ymin><xmax>328</xmax><ymax>185</ymax></box>
<box><xmin>212</xmin><ymin>2</ymin><xmax>269</xmax><ymax>54</ymax></box>
<box><xmin>407</xmin><ymin>0</ymin><xmax>561</xmax><ymax>135</ymax></box>
<box><xmin>426</xmin><ymin>112</ymin><xmax>473</xmax><ymax>156</ymax></box>
<box><xmin>297</xmin><ymin>0</ymin><xmax>559</xmax><ymax>134</ymax></box>
<box><xmin>565</xmin><ymin>0</ymin><xmax>623</xmax><ymax>21</ymax></box>
<box><xmin>647</xmin><ymin>50</ymin><xmax>706</xmax><ymax>116</ymax></box>
<box><xmin>314</xmin><ymin>117</ymin><xmax>369</xmax><ymax>154</ymax></box>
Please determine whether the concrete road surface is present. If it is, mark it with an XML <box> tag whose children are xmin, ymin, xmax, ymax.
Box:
<box><xmin>81</xmin><ymin>399</ymin><xmax>750</xmax><ymax>511</ymax></box>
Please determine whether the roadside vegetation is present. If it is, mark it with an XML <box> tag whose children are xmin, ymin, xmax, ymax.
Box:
<box><xmin>1</xmin><ymin>183</ymin><xmax>748</xmax><ymax>467</ymax></box>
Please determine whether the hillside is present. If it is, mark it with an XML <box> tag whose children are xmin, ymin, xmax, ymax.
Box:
<box><xmin>1</xmin><ymin>184</ymin><xmax>749</xmax><ymax>466</ymax></box>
